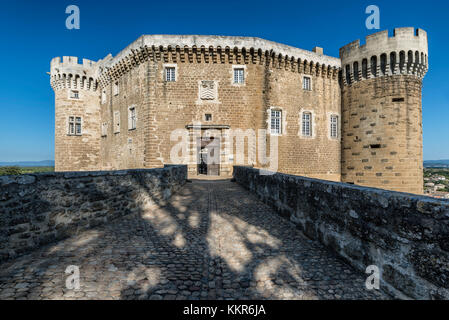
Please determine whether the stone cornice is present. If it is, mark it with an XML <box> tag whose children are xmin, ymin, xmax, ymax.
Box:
<box><xmin>50</xmin><ymin>35</ymin><xmax>343</xmax><ymax>91</ymax></box>
<box><xmin>95</xmin><ymin>35</ymin><xmax>342</xmax><ymax>88</ymax></box>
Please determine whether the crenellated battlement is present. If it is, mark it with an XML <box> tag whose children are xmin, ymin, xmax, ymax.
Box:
<box><xmin>340</xmin><ymin>28</ymin><xmax>428</xmax><ymax>85</ymax></box>
<box><xmin>50</xmin><ymin>56</ymin><xmax>100</xmax><ymax>91</ymax></box>
<box><xmin>49</xmin><ymin>36</ymin><xmax>343</xmax><ymax>90</ymax></box>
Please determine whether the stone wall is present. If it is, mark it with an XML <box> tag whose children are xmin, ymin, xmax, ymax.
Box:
<box><xmin>233</xmin><ymin>166</ymin><xmax>449</xmax><ymax>299</ymax></box>
<box><xmin>51</xmin><ymin>35</ymin><xmax>342</xmax><ymax>182</ymax></box>
<box><xmin>51</xmin><ymin>56</ymin><xmax>102</xmax><ymax>172</ymax></box>
<box><xmin>0</xmin><ymin>165</ymin><xmax>187</xmax><ymax>263</ymax></box>
<box><xmin>341</xmin><ymin>75</ymin><xmax>423</xmax><ymax>194</ymax></box>
<box><xmin>340</xmin><ymin>28</ymin><xmax>428</xmax><ymax>194</ymax></box>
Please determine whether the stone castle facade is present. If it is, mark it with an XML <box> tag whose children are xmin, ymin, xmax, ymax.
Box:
<box><xmin>50</xmin><ymin>28</ymin><xmax>428</xmax><ymax>194</ymax></box>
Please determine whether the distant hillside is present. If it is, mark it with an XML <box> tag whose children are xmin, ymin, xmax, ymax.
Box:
<box><xmin>0</xmin><ymin>160</ymin><xmax>55</xmax><ymax>167</ymax></box>
<box><xmin>424</xmin><ymin>160</ymin><xmax>449</xmax><ymax>168</ymax></box>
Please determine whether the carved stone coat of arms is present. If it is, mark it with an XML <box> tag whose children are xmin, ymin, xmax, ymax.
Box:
<box><xmin>197</xmin><ymin>80</ymin><xmax>219</xmax><ymax>104</ymax></box>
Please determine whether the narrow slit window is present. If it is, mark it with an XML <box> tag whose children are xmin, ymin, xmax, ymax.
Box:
<box><xmin>114</xmin><ymin>111</ymin><xmax>120</xmax><ymax>133</ymax></box>
<box><xmin>101</xmin><ymin>90</ymin><xmax>107</xmax><ymax>104</ymax></box>
<box><xmin>101</xmin><ymin>122</ymin><xmax>108</xmax><ymax>137</ymax></box>
<box><xmin>128</xmin><ymin>106</ymin><xmax>137</xmax><ymax>130</ymax></box>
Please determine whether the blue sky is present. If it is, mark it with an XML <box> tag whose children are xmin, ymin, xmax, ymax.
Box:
<box><xmin>0</xmin><ymin>0</ymin><xmax>448</xmax><ymax>161</ymax></box>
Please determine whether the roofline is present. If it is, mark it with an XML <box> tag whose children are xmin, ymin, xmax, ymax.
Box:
<box><xmin>100</xmin><ymin>34</ymin><xmax>341</xmax><ymax>69</ymax></box>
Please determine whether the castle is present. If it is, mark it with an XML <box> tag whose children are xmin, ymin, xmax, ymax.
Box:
<box><xmin>50</xmin><ymin>28</ymin><xmax>428</xmax><ymax>194</ymax></box>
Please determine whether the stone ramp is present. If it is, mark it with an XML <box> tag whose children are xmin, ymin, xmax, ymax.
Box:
<box><xmin>0</xmin><ymin>180</ymin><xmax>389</xmax><ymax>300</ymax></box>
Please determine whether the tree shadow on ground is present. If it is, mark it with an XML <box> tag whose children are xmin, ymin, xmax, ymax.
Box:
<box><xmin>0</xmin><ymin>178</ymin><xmax>388</xmax><ymax>300</ymax></box>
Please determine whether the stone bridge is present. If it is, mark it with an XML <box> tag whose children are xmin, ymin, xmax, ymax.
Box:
<box><xmin>0</xmin><ymin>177</ymin><xmax>385</xmax><ymax>300</ymax></box>
<box><xmin>1</xmin><ymin>165</ymin><xmax>448</xmax><ymax>300</ymax></box>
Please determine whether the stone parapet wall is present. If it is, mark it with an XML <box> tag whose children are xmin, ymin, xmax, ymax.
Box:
<box><xmin>233</xmin><ymin>166</ymin><xmax>449</xmax><ymax>299</ymax></box>
<box><xmin>0</xmin><ymin>165</ymin><xmax>187</xmax><ymax>263</ymax></box>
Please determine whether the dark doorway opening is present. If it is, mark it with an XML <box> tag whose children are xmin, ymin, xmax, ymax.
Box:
<box><xmin>197</xmin><ymin>137</ymin><xmax>220</xmax><ymax>176</ymax></box>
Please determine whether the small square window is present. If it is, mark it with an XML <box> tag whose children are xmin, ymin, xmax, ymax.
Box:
<box><xmin>165</xmin><ymin>67</ymin><xmax>176</xmax><ymax>82</ymax></box>
<box><xmin>70</xmin><ymin>90</ymin><xmax>79</xmax><ymax>99</ymax></box>
<box><xmin>233</xmin><ymin>68</ymin><xmax>245</xmax><ymax>84</ymax></box>
<box><xmin>205</xmin><ymin>114</ymin><xmax>212</xmax><ymax>121</ymax></box>
<box><xmin>303</xmin><ymin>76</ymin><xmax>311</xmax><ymax>91</ymax></box>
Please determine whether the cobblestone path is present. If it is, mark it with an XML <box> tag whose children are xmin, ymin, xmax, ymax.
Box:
<box><xmin>0</xmin><ymin>180</ymin><xmax>389</xmax><ymax>300</ymax></box>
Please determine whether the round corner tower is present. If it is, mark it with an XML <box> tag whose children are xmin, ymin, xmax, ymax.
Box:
<box><xmin>50</xmin><ymin>56</ymin><xmax>101</xmax><ymax>172</ymax></box>
<box><xmin>339</xmin><ymin>27</ymin><xmax>428</xmax><ymax>194</ymax></box>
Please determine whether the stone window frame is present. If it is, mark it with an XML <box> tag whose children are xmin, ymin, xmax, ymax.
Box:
<box><xmin>231</xmin><ymin>65</ymin><xmax>246</xmax><ymax>86</ymax></box>
<box><xmin>113</xmin><ymin>110</ymin><xmax>120</xmax><ymax>134</ymax></box>
<box><xmin>68</xmin><ymin>89</ymin><xmax>81</xmax><ymax>100</ymax></box>
<box><xmin>302</xmin><ymin>76</ymin><xmax>312</xmax><ymax>91</ymax></box>
<box><xmin>113</xmin><ymin>81</ymin><xmax>119</xmax><ymax>96</ymax></box>
<box><xmin>101</xmin><ymin>122</ymin><xmax>108</xmax><ymax>137</ymax></box>
<box><xmin>267</xmin><ymin>106</ymin><xmax>286</xmax><ymax>136</ymax></box>
<box><xmin>67</xmin><ymin>116</ymin><xmax>83</xmax><ymax>136</ymax></box>
<box><xmin>128</xmin><ymin>105</ymin><xmax>137</xmax><ymax>130</ymax></box>
<box><xmin>299</xmin><ymin>109</ymin><xmax>316</xmax><ymax>139</ymax></box>
<box><xmin>163</xmin><ymin>63</ymin><xmax>178</xmax><ymax>82</ymax></box>
<box><xmin>328</xmin><ymin>112</ymin><xmax>340</xmax><ymax>140</ymax></box>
